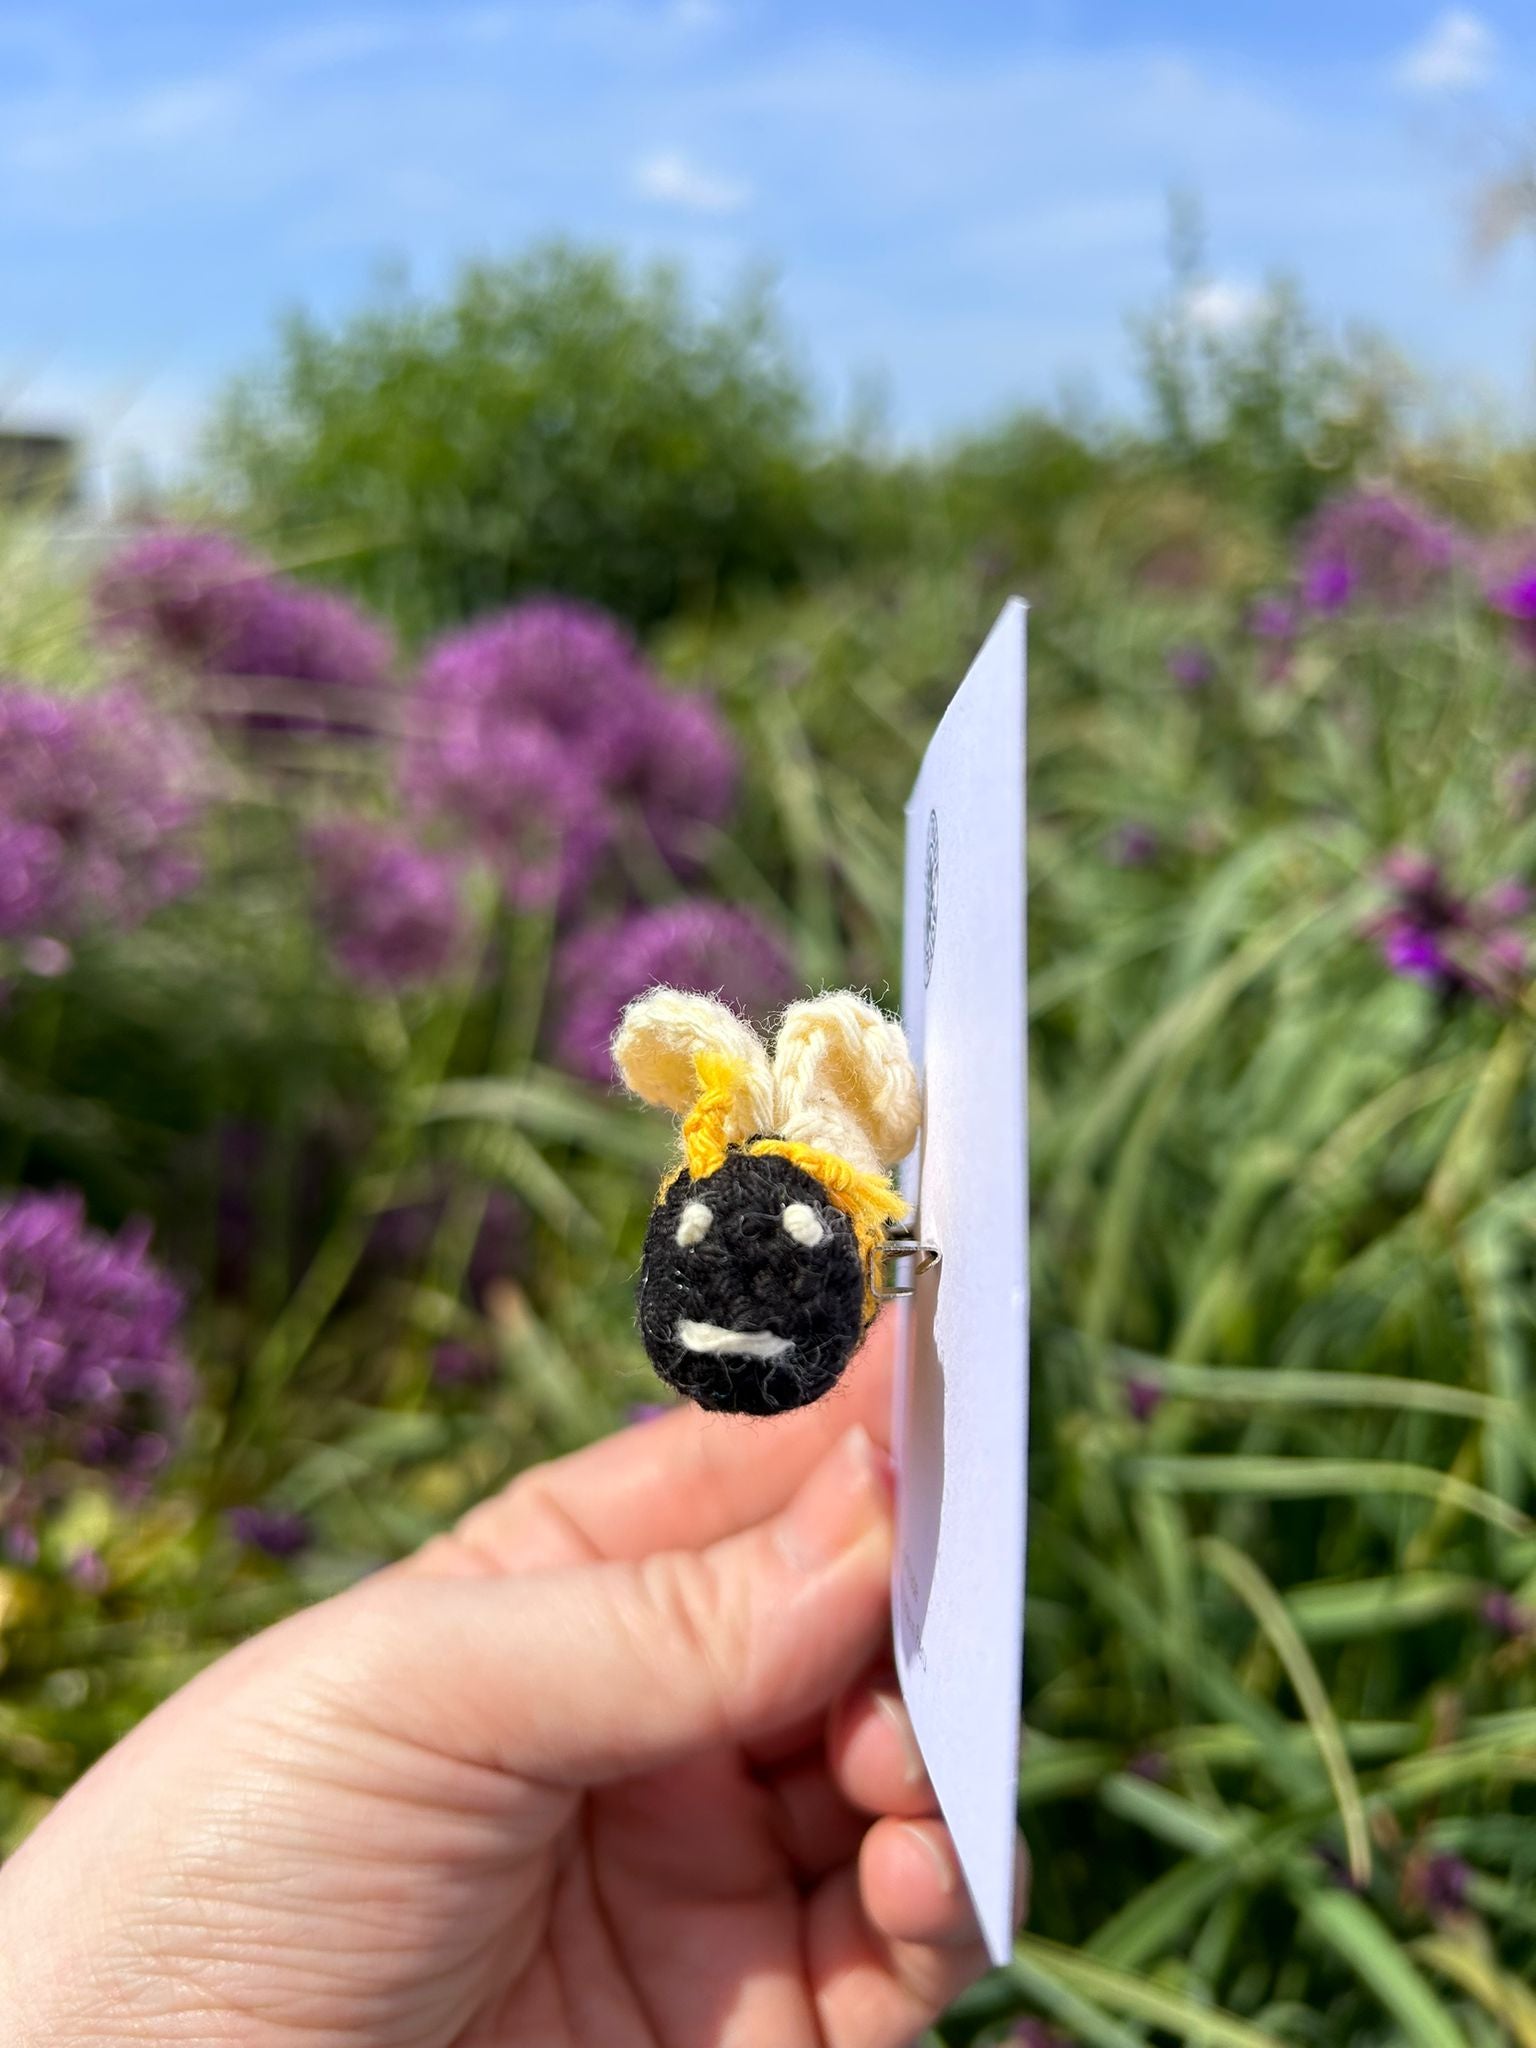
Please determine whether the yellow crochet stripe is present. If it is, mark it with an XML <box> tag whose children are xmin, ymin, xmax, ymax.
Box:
<box><xmin>681</xmin><ymin>1049</ymin><xmax>746</xmax><ymax>1182</ymax></box>
<box><xmin>744</xmin><ymin>1140</ymin><xmax>908</xmax><ymax>1263</ymax></box>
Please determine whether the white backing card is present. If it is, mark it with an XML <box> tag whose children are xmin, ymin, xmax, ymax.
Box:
<box><xmin>893</xmin><ymin>597</ymin><xmax>1028</xmax><ymax>1967</ymax></box>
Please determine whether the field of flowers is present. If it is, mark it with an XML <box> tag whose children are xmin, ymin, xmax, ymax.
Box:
<box><xmin>10</xmin><ymin>297</ymin><xmax>1536</xmax><ymax>2041</ymax></box>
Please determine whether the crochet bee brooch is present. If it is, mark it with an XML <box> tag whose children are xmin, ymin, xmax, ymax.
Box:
<box><xmin>614</xmin><ymin>988</ymin><xmax>922</xmax><ymax>1415</ymax></box>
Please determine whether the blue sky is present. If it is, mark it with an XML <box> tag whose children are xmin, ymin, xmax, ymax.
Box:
<box><xmin>3</xmin><ymin>2</ymin><xmax>1534</xmax><ymax>496</ymax></box>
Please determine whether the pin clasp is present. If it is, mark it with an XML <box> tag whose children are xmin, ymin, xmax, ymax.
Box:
<box><xmin>869</xmin><ymin>1227</ymin><xmax>942</xmax><ymax>1303</ymax></box>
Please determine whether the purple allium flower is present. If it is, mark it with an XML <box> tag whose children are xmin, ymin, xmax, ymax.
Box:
<box><xmin>0</xmin><ymin>1191</ymin><xmax>193</xmax><ymax>1486</ymax></box>
<box><xmin>306</xmin><ymin>819</ymin><xmax>466</xmax><ymax>992</ymax></box>
<box><xmin>212</xmin><ymin>583</ymin><xmax>396</xmax><ymax>733</ymax></box>
<box><xmin>0</xmin><ymin>682</ymin><xmax>203</xmax><ymax>944</ymax></box>
<box><xmin>402</xmin><ymin>715</ymin><xmax>606</xmax><ymax>910</ymax></box>
<box><xmin>1297</xmin><ymin>490</ymin><xmax>1458</xmax><ymax>615</ymax></box>
<box><xmin>1108</xmin><ymin>823</ymin><xmax>1159</xmax><ymax>870</ymax></box>
<box><xmin>403</xmin><ymin>602</ymin><xmax>646</xmax><ymax>901</ymax></box>
<box><xmin>4</xmin><ymin>1521</ymin><xmax>39</xmax><ymax>1566</ymax></box>
<box><xmin>1368</xmin><ymin>852</ymin><xmax>1528</xmax><ymax>1006</ymax></box>
<box><xmin>614</xmin><ymin>688</ymin><xmax>739</xmax><ymax>876</ymax></box>
<box><xmin>412</xmin><ymin>601</ymin><xmax>649</xmax><ymax>780</ymax></box>
<box><xmin>1166</xmin><ymin>643</ymin><xmax>1215</xmax><ymax>691</ymax></box>
<box><xmin>552</xmin><ymin>902</ymin><xmax>797</xmax><ymax>1086</ymax></box>
<box><xmin>94</xmin><ymin>528</ymin><xmax>265</xmax><ymax>664</ymax></box>
<box><xmin>228</xmin><ymin>1505</ymin><xmax>311</xmax><ymax>1560</ymax></box>
<box><xmin>432</xmin><ymin>1342</ymin><xmax>498</xmax><ymax>1389</ymax></box>
<box><xmin>403</xmin><ymin>602</ymin><xmax>738</xmax><ymax>901</ymax></box>
<box><xmin>94</xmin><ymin>528</ymin><xmax>396</xmax><ymax>733</ymax></box>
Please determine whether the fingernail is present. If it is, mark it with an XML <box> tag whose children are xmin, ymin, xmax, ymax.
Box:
<box><xmin>903</xmin><ymin>1821</ymin><xmax>958</xmax><ymax>1895</ymax></box>
<box><xmin>874</xmin><ymin>1686</ymin><xmax>929</xmax><ymax>1788</ymax></box>
<box><xmin>775</xmin><ymin>1424</ymin><xmax>891</xmax><ymax>1574</ymax></box>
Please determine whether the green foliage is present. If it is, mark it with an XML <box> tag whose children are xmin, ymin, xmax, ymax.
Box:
<box><xmin>674</xmin><ymin>545</ymin><xmax>1536</xmax><ymax>2044</ymax></box>
<box><xmin>0</xmin><ymin>519</ymin><xmax>102</xmax><ymax>690</ymax></box>
<box><xmin>1130</xmin><ymin>203</ymin><xmax>1409</xmax><ymax>533</ymax></box>
<box><xmin>211</xmin><ymin>243</ymin><xmax>904</xmax><ymax>635</ymax></box>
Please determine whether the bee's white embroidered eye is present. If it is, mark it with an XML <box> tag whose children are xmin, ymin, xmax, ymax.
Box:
<box><xmin>676</xmin><ymin>1200</ymin><xmax>713</xmax><ymax>1248</ymax></box>
<box><xmin>781</xmin><ymin>1202</ymin><xmax>825</xmax><ymax>1249</ymax></box>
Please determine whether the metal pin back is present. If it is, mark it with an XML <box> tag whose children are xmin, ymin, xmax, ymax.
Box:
<box><xmin>869</xmin><ymin>1227</ymin><xmax>942</xmax><ymax>1303</ymax></box>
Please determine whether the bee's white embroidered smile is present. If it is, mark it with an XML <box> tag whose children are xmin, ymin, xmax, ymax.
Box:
<box><xmin>675</xmin><ymin>1319</ymin><xmax>792</xmax><ymax>1360</ymax></box>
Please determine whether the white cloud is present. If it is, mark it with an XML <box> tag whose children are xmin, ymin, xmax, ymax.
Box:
<box><xmin>632</xmin><ymin>148</ymin><xmax>750</xmax><ymax>214</ymax></box>
<box><xmin>1392</xmin><ymin>10</ymin><xmax>1496</xmax><ymax>93</ymax></box>
<box><xmin>1184</xmin><ymin>277</ymin><xmax>1267</xmax><ymax>334</ymax></box>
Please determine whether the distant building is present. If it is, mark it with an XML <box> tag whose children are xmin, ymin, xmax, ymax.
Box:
<box><xmin>0</xmin><ymin>431</ymin><xmax>80</xmax><ymax>511</ymax></box>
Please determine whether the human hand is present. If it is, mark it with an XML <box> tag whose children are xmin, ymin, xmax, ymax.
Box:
<box><xmin>0</xmin><ymin>1318</ymin><xmax>1024</xmax><ymax>2046</ymax></box>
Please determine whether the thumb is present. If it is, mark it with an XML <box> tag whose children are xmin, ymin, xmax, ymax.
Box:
<box><xmin>362</xmin><ymin>1423</ymin><xmax>895</xmax><ymax>1784</ymax></box>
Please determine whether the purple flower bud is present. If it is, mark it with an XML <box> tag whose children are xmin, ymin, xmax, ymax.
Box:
<box><xmin>1125</xmin><ymin>1374</ymin><xmax>1164</xmax><ymax>1424</ymax></box>
<box><xmin>1381</xmin><ymin>923</ymin><xmax>1453</xmax><ymax>985</ymax></box>
<box><xmin>1422</xmin><ymin>1852</ymin><xmax>1472</xmax><ymax>1918</ymax></box>
<box><xmin>1246</xmin><ymin>594</ymin><xmax>1298</xmax><ymax>684</ymax></box>
<box><xmin>1165</xmin><ymin>643</ymin><xmax>1215</xmax><ymax>691</ymax></box>
<box><xmin>1009</xmin><ymin>2022</ymin><xmax>1074</xmax><ymax>2048</ymax></box>
<box><xmin>625</xmin><ymin>1402</ymin><xmax>671</xmax><ymax>1427</ymax></box>
<box><xmin>1482</xmin><ymin>1587</ymin><xmax>1532</xmax><ymax>1637</ymax></box>
<box><xmin>227</xmin><ymin>1506</ymin><xmax>312</xmax><ymax>1560</ymax></box>
<box><xmin>1487</xmin><ymin>565</ymin><xmax>1536</xmax><ymax>662</ymax></box>
<box><xmin>1369</xmin><ymin>852</ymin><xmax>1528</xmax><ymax>1006</ymax></box>
<box><xmin>1108</xmin><ymin>823</ymin><xmax>1159</xmax><ymax>870</ymax></box>
<box><xmin>432</xmin><ymin>1342</ymin><xmax>497</xmax><ymax>1389</ymax></box>
<box><xmin>1249</xmin><ymin>594</ymin><xmax>1297</xmax><ymax>642</ymax></box>
<box><xmin>68</xmin><ymin>1548</ymin><xmax>109</xmax><ymax>1594</ymax></box>
<box><xmin>1479</xmin><ymin>879</ymin><xmax>1530</xmax><ymax>923</ymax></box>
<box><xmin>1301</xmin><ymin>555</ymin><xmax>1356</xmax><ymax>613</ymax></box>
<box><xmin>1126</xmin><ymin>1746</ymin><xmax>1170</xmax><ymax>1782</ymax></box>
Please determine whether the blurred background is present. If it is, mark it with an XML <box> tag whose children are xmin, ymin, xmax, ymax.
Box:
<box><xmin>9</xmin><ymin>5</ymin><xmax>1536</xmax><ymax>2042</ymax></box>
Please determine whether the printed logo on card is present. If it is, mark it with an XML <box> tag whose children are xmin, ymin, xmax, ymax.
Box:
<box><xmin>923</xmin><ymin>809</ymin><xmax>939</xmax><ymax>987</ymax></box>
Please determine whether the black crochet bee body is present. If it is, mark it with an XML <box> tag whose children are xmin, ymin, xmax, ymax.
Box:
<box><xmin>637</xmin><ymin>1149</ymin><xmax>867</xmax><ymax>1415</ymax></box>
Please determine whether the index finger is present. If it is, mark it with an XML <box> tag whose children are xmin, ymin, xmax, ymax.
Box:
<box><xmin>412</xmin><ymin>1312</ymin><xmax>899</xmax><ymax>1578</ymax></box>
